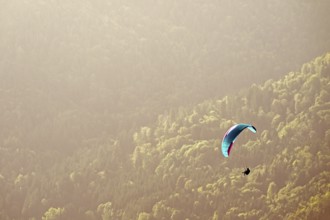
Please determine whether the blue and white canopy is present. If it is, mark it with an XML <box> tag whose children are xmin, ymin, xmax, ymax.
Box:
<box><xmin>221</xmin><ymin>123</ymin><xmax>257</xmax><ymax>157</ymax></box>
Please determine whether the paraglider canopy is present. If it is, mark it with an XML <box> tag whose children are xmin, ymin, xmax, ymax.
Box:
<box><xmin>221</xmin><ymin>123</ymin><xmax>256</xmax><ymax>157</ymax></box>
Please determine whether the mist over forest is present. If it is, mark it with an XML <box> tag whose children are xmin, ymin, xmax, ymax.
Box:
<box><xmin>0</xmin><ymin>0</ymin><xmax>330</xmax><ymax>219</ymax></box>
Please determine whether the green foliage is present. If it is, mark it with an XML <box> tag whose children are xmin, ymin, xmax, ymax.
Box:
<box><xmin>97</xmin><ymin>202</ymin><xmax>115</xmax><ymax>220</ymax></box>
<box><xmin>0</xmin><ymin>0</ymin><xmax>330</xmax><ymax>218</ymax></box>
<box><xmin>124</xmin><ymin>53</ymin><xmax>330</xmax><ymax>219</ymax></box>
<box><xmin>2</xmin><ymin>51</ymin><xmax>330</xmax><ymax>219</ymax></box>
<box><xmin>42</xmin><ymin>207</ymin><xmax>65</xmax><ymax>220</ymax></box>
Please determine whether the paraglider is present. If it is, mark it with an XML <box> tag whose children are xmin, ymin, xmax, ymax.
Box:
<box><xmin>221</xmin><ymin>123</ymin><xmax>257</xmax><ymax>175</ymax></box>
<box><xmin>242</xmin><ymin>168</ymin><xmax>250</xmax><ymax>176</ymax></box>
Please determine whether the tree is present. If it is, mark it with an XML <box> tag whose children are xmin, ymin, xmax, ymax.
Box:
<box><xmin>97</xmin><ymin>202</ymin><xmax>115</xmax><ymax>220</ymax></box>
<box><xmin>137</xmin><ymin>212</ymin><xmax>151</xmax><ymax>220</ymax></box>
<box><xmin>42</xmin><ymin>207</ymin><xmax>65</xmax><ymax>220</ymax></box>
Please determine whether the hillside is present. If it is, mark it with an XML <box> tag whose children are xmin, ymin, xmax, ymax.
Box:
<box><xmin>1</xmin><ymin>53</ymin><xmax>329</xmax><ymax>219</ymax></box>
<box><xmin>1</xmin><ymin>1</ymin><xmax>330</xmax><ymax>219</ymax></box>
<box><xmin>122</xmin><ymin>53</ymin><xmax>330</xmax><ymax>220</ymax></box>
<box><xmin>1</xmin><ymin>0</ymin><xmax>330</xmax><ymax>151</ymax></box>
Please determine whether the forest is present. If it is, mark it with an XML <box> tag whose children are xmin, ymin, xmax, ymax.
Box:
<box><xmin>0</xmin><ymin>0</ymin><xmax>330</xmax><ymax>219</ymax></box>
<box><xmin>1</xmin><ymin>54</ymin><xmax>329</xmax><ymax>220</ymax></box>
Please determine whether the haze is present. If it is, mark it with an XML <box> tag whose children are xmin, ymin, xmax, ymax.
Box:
<box><xmin>0</xmin><ymin>0</ymin><xmax>330</xmax><ymax>219</ymax></box>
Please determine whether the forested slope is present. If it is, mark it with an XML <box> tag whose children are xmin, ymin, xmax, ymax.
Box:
<box><xmin>1</xmin><ymin>1</ymin><xmax>330</xmax><ymax>219</ymax></box>
<box><xmin>123</xmin><ymin>54</ymin><xmax>330</xmax><ymax>220</ymax></box>
<box><xmin>1</xmin><ymin>53</ymin><xmax>329</xmax><ymax>219</ymax></box>
<box><xmin>1</xmin><ymin>0</ymin><xmax>330</xmax><ymax>152</ymax></box>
